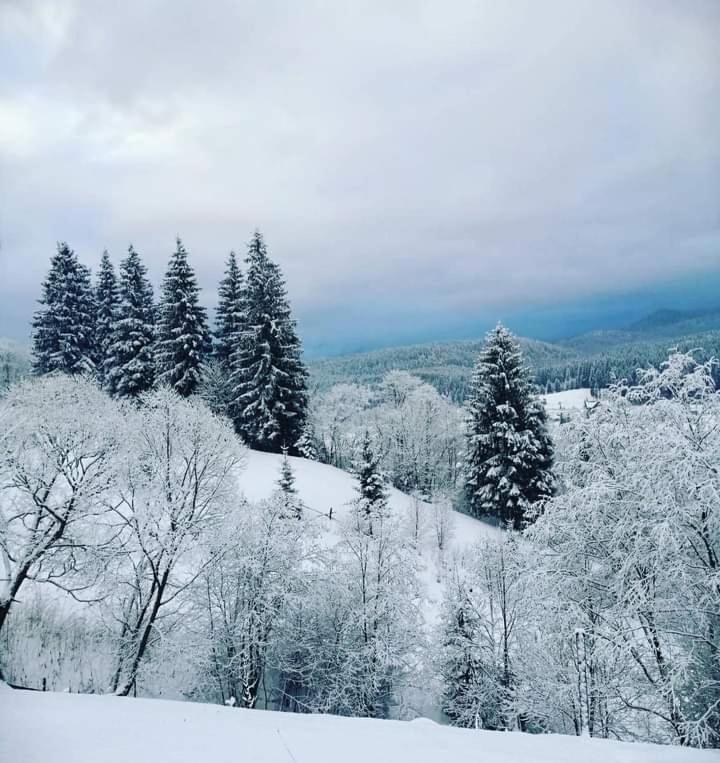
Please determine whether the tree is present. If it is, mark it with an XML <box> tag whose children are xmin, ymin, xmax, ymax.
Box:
<box><xmin>355</xmin><ymin>431</ymin><xmax>387</xmax><ymax>534</ymax></box>
<box><xmin>156</xmin><ymin>238</ymin><xmax>210</xmax><ymax>397</ymax></box>
<box><xmin>529</xmin><ymin>352</ymin><xmax>720</xmax><ymax>747</ymax></box>
<box><xmin>105</xmin><ymin>246</ymin><xmax>156</xmax><ymax>398</ymax></box>
<box><xmin>214</xmin><ymin>251</ymin><xmax>244</xmax><ymax>369</ymax></box>
<box><xmin>107</xmin><ymin>389</ymin><xmax>243</xmax><ymax>695</ymax></box>
<box><xmin>190</xmin><ymin>494</ymin><xmax>307</xmax><ymax>708</ymax></box>
<box><xmin>277</xmin><ymin>449</ymin><xmax>302</xmax><ymax>519</ymax></box>
<box><xmin>440</xmin><ymin>537</ymin><xmax>532</xmax><ymax>731</ymax></box>
<box><xmin>31</xmin><ymin>242</ymin><xmax>97</xmax><ymax>376</ymax></box>
<box><xmin>0</xmin><ymin>376</ymin><xmax>118</xmax><ymax>637</ymax></box>
<box><xmin>229</xmin><ymin>231</ymin><xmax>308</xmax><ymax>453</ymax></box>
<box><xmin>94</xmin><ymin>250</ymin><xmax>119</xmax><ymax>386</ymax></box>
<box><xmin>464</xmin><ymin>324</ymin><xmax>553</xmax><ymax>529</ymax></box>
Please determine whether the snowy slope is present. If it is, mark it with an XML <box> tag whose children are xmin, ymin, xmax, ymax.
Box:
<box><xmin>1</xmin><ymin>686</ymin><xmax>714</xmax><ymax>763</ymax></box>
<box><xmin>542</xmin><ymin>387</ymin><xmax>593</xmax><ymax>411</ymax></box>
<box><xmin>237</xmin><ymin>449</ymin><xmax>499</xmax><ymax>551</ymax></box>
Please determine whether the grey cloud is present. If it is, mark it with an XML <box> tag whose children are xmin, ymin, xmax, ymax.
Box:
<box><xmin>0</xmin><ymin>0</ymin><xmax>718</xmax><ymax>351</ymax></box>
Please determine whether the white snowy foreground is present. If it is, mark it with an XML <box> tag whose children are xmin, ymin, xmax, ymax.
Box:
<box><xmin>0</xmin><ymin>686</ymin><xmax>715</xmax><ymax>763</ymax></box>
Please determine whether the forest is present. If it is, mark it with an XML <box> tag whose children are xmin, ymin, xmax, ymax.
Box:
<box><xmin>0</xmin><ymin>237</ymin><xmax>718</xmax><ymax>751</ymax></box>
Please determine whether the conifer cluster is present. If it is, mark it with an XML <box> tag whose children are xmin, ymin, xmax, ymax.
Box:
<box><xmin>31</xmin><ymin>233</ymin><xmax>309</xmax><ymax>453</ymax></box>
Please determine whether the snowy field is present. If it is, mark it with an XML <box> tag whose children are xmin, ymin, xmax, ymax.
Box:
<box><xmin>1</xmin><ymin>686</ymin><xmax>714</xmax><ymax>763</ymax></box>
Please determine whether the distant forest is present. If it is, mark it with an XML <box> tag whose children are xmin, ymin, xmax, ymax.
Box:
<box><xmin>309</xmin><ymin>309</ymin><xmax>720</xmax><ymax>401</ymax></box>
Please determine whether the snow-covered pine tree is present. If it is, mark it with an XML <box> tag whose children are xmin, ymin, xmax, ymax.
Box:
<box><xmin>31</xmin><ymin>242</ymin><xmax>97</xmax><ymax>376</ymax></box>
<box><xmin>229</xmin><ymin>231</ymin><xmax>308</xmax><ymax>452</ymax></box>
<box><xmin>464</xmin><ymin>323</ymin><xmax>553</xmax><ymax>529</ymax></box>
<box><xmin>355</xmin><ymin>430</ymin><xmax>387</xmax><ymax>533</ymax></box>
<box><xmin>94</xmin><ymin>250</ymin><xmax>119</xmax><ymax>386</ymax></box>
<box><xmin>296</xmin><ymin>422</ymin><xmax>319</xmax><ymax>461</ymax></box>
<box><xmin>105</xmin><ymin>246</ymin><xmax>156</xmax><ymax>397</ymax></box>
<box><xmin>440</xmin><ymin>580</ymin><xmax>482</xmax><ymax>727</ymax></box>
<box><xmin>156</xmin><ymin>238</ymin><xmax>210</xmax><ymax>397</ymax></box>
<box><xmin>277</xmin><ymin>448</ymin><xmax>302</xmax><ymax>519</ymax></box>
<box><xmin>214</xmin><ymin>251</ymin><xmax>244</xmax><ymax>368</ymax></box>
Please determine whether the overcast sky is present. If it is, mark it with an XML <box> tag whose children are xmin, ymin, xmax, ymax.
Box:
<box><xmin>1</xmin><ymin>0</ymin><xmax>719</xmax><ymax>355</ymax></box>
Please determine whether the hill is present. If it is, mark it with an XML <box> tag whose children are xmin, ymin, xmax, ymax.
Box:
<box><xmin>309</xmin><ymin>310</ymin><xmax>720</xmax><ymax>399</ymax></box>
<box><xmin>2</xmin><ymin>685</ymin><xmax>714</xmax><ymax>763</ymax></box>
<box><xmin>309</xmin><ymin>336</ymin><xmax>576</xmax><ymax>400</ymax></box>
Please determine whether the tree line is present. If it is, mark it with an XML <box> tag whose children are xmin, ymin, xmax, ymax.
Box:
<box><xmin>31</xmin><ymin>233</ymin><xmax>309</xmax><ymax>453</ymax></box>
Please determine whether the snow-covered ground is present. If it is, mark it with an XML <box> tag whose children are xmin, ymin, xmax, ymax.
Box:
<box><xmin>542</xmin><ymin>387</ymin><xmax>593</xmax><ymax>411</ymax></box>
<box><xmin>238</xmin><ymin>449</ymin><xmax>500</xmax><ymax>552</ymax></box>
<box><xmin>1</xmin><ymin>686</ymin><xmax>714</xmax><ymax>763</ymax></box>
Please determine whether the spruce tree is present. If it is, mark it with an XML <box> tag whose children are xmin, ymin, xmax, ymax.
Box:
<box><xmin>31</xmin><ymin>242</ymin><xmax>96</xmax><ymax>376</ymax></box>
<box><xmin>94</xmin><ymin>250</ymin><xmax>119</xmax><ymax>386</ymax></box>
<box><xmin>214</xmin><ymin>251</ymin><xmax>244</xmax><ymax>368</ymax></box>
<box><xmin>277</xmin><ymin>448</ymin><xmax>301</xmax><ymax>519</ymax></box>
<box><xmin>464</xmin><ymin>323</ymin><xmax>553</xmax><ymax>529</ymax></box>
<box><xmin>229</xmin><ymin>231</ymin><xmax>308</xmax><ymax>452</ymax></box>
<box><xmin>156</xmin><ymin>238</ymin><xmax>210</xmax><ymax>397</ymax></box>
<box><xmin>355</xmin><ymin>430</ymin><xmax>387</xmax><ymax>533</ymax></box>
<box><xmin>106</xmin><ymin>246</ymin><xmax>156</xmax><ymax>397</ymax></box>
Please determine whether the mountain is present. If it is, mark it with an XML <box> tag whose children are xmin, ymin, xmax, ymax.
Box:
<box><xmin>309</xmin><ymin>336</ymin><xmax>576</xmax><ymax>400</ymax></box>
<box><xmin>309</xmin><ymin>308</ymin><xmax>720</xmax><ymax>399</ymax></box>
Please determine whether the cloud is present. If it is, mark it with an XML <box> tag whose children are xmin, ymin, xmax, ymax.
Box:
<box><xmin>0</xmin><ymin>0</ymin><xmax>718</xmax><ymax>352</ymax></box>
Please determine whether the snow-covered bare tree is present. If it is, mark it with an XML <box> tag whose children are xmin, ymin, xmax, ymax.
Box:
<box><xmin>31</xmin><ymin>243</ymin><xmax>97</xmax><ymax>376</ymax></box>
<box><xmin>529</xmin><ymin>351</ymin><xmax>720</xmax><ymax>747</ymax></box>
<box><xmin>275</xmin><ymin>510</ymin><xmax>420</xmax><ymax>718</ymax></box>
<box><xmin>105</xmin><ymin>246</ymin><xmax>156</xmax><ymax>398</ymax></box>
<box><xmin>107</xmin><ymin>389</ymin><xmax>243</xmax><ymax>695</ymax></box>
<box><xmin>0</xmin><ymin>375</ymin><xmax>118</xmax><ymax>637</ymax></box>
<box><xmin>229</xmin><ymin>231</ymin><xmax>308</xmax><ymax>453</ymax></box>
<box><xmin>464</xmin><ymin>324</ymin><xmax>553</xmax><ymax>529</ymax></box>
<box><xmin>189</xmin><ymin>494</ymin><xmax>308</xmax><ymax>708</ymax></box>
<box><xmin>156</xmin><ymin>238</ymin><xmax>210</xmax><ymax>397</ymax></box>
<box><xmin>440</xmin><ymin>535</ymin><xmax>533</xmax><ymax>731</ymax></box>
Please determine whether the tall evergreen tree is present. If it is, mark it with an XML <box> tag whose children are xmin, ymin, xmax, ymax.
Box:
<box><xmin>214</xmin><ymin>251</ymin><xmax>244</xmax><ymax>368</ymax></box>
<box><xmin>355</xmin><ymin>430</ymin><xmax>387</xmax><ymax>533</ymax></box>
<box><xmin>31</xmin><ymin>242</ymin><xmax>96</xmax><ymax>376</ymax></box>
<box><xmin>156</xmin><ymin>238</ymin><xmax>210</xmax><ymax>397</ymax></box>
<box><xmin>94</xmin><ymin>250</ymin><xmax>119</xmax><ymax>385</ymax></box>
<box><xmin>229</xmin><ymin>231</ymin><xmax>308</xmax><ymax>452</ymax></box>
<box><xmin>106</xmin><ymin>246</ymin><xmax>156</xmax><ymax>397</ymax></box>
<box><xmin>464</xmin><ymin>323</ymin><xmax>553</xmax><ymax>530</ymax></box>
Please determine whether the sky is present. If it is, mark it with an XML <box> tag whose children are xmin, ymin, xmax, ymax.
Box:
<box><xmin>1</xmin><ymin>0</ymin><xmax>718</xmax><ymax>357</ymax></box>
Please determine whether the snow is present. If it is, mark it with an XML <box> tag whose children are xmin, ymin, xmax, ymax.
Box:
<box><xmin>1</xmin><ymin>687</ymin><xmax>714</xmax><ymax>763</ymax></box>
<box><xmin>542</xmin><ymin>387</ymin><xmax>593</xmax><ymax>411</ymax></box>
<box><xmin>238</xmin><ymin>449</ymin><xmax>499</xmax><ymax>551</ymax></box>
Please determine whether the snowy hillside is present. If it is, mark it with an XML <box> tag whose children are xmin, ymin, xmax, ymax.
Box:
<box><xmin>238</xmin><ymin>449</ymin><xmax>499</xmax><ymax>551</ymax></box>
<box><xmin>1</xmin><ymin>686</ymin><xmax>714</xmax><ymax>763</ymax></box>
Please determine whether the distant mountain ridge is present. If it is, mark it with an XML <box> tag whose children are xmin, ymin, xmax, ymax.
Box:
<box><xmin>309</xmin><ymin>308</ymin><xmax>720</xmax><ymax>399</ymax></box>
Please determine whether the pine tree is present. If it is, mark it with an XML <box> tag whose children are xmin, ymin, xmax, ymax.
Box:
<box><xmin>229</xmin><ymin>231</ymin><xmax>308</xmax><ymax>452</ymax></box>
<box><xmin>31</xmin><ymin>242</ymin><xmax>97</xmax><ymax>376</ymax></box>
<box><xmin>441</xmin><ymin>585</ymin><xmax>482</xmax><ymax>727</ymax></box>
<box><xmin>277</xmin><ymin>448</ymin><xmax>302</xmax><ymax>519</ymax></box>
<box><xmin>94</xmin><ymin>250</ymin><xmax>119</xmax><ymax>386</ymax></box>
<box><xmin>464</xmin><ymin>323</ymin><xmax>553</xmax><ymax>530</ymax></box>
<box><xmin>156</xmin><ymin>238</ymin><xmax>210</xmax><ymax>397</ymax></box>
<box><xmin>106</xmin><ymin>246</ymin><xmax>156</xmax><ymax>397</ymax></box>
<box><xmin>214</xmin><ymin>251</ymin><xmax>244</xmax><ymax>368</ymax></box>
<box><xmin>355</xmin><ymin>431</ymin><xmax>387</xmax><ymax>533</ymax></box>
